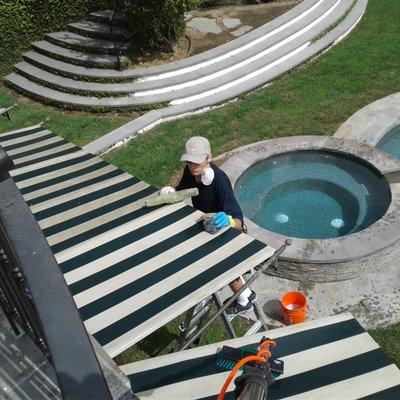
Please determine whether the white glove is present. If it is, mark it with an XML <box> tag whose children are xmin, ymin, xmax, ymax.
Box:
<box><xmin>159</xmin><ymin>186</ymin><xmax>176</xmax><ymax>195</ymax></box>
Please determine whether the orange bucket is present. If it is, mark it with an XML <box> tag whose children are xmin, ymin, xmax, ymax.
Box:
<box><xmin>281</xmin><ymin>291</ymin><xmax>307</xmax><ymax>325</ymax></box>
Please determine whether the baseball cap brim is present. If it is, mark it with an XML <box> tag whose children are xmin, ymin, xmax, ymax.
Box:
<box><xmin>180</xmin><ymin>153</ymin><xmax>206</xmax><ymax>164</ymax></box>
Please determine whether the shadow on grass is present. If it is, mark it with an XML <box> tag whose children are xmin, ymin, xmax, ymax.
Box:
<box><xmin>137</xmin><ymin>326</ymin><xmax>179</xmax><ymax>358</ymax></box>
<box><xmin>114</xmin><ymin>308</ymin><xmax>255</xmax><ymax>365</ymax></box>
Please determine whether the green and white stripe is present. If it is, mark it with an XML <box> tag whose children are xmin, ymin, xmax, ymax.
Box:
<box><xmin>121</xmin><ymin>313</ymin><xmax>400</xmax><ymax>399</ymax></box>
<box><xmin>0</xmin><ymin>126</ymin><xmax>274</xmax><ymax>357</ymax></box>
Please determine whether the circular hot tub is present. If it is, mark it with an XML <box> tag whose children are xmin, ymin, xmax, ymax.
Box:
<box><xmin>219</xmin><ymin>136</ymin><xmax>400</xmax><ymax>282</ymax></box>
<box><xmin>235</xmin><ymin>150</ymin><xmax>391</xmax><ymax>239</ymax></box>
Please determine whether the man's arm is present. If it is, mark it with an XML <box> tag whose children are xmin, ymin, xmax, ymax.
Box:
<box><xmin>215</xmin><ymin>174</ymin><xmax>244</xmax><ymax>231</ymax></box>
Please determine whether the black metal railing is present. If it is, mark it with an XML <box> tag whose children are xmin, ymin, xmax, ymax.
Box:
<box><xmin>0</xmin><ymin>146</ymin><xmax>112</xmax><ymax>400</ymax></box>
<box><xmin>109</xmin><ymin>0</ymin><xmax>133</xmax><ymax>70</ymax></box>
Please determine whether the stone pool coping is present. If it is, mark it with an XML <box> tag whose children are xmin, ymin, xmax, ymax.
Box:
<box><xmin>334</xmin><ymin>92</ymin><xmax>400</xmax><ymax>146</ymax></box>
<box><xmin>218</xmin><ymin>135</ymin><xmax>400</xmax><ymax>264</ymax></box>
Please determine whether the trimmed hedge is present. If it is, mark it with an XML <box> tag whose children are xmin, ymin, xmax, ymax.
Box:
<box><xmin>0</xmin><ymin>0</ymin><xmax>111</xmax><ymax>76</ymax></box>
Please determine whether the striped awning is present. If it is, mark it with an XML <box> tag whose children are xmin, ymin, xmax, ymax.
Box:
<box><xmin>0</xmin><ymin>125</ymin><xmax>275</xmax><ymax>357</ymax></box>
<box><xmin>121</xmin><ymin>313</ymin><xmax>400</xmax><ymax>399</ymax></box>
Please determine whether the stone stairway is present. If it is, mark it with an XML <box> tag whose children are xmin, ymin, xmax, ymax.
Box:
<box><xmin>5</xmin><ymin>0</ymin><xmax>367</xmax><ymax>112</ymax></box>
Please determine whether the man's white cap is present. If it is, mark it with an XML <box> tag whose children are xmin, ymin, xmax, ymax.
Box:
<box><xmin>180</xmin><ymin>136</ymin><xmax>211</xmax><ymax>164</ymax></box>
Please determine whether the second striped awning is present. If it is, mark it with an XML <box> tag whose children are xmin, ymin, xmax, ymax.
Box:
<box><xmin>122</xmin><ymin>313</ymin><xmax>400</xmax><ymax>399</ymax></box>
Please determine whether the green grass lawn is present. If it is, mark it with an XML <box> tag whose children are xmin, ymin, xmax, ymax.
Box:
<box><xmin>370</xmin><ymin>324</ymin><xmax>400</xmax><ymax>368</ymax></box>
<box><xmin>105</xmin><ymin>0</ymin><xmax>400</xmax><ymax>188</ymax></box>
<box><xmin>114</xmin><ymin>307</ymin><xmax>256</xmax><ymax>365</ymax></box>
<box><xmin>0</xmin><ymin>86</ymin><xmax>132</xmax><ymax>147</ymax></box>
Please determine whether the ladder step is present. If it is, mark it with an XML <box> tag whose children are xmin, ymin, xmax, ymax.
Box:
<box><xmin>185</xmin><ymin>304</ymin><xmax>213</xmax><ymax>330</ymax></box>
<box><xmin>245</xmin><ymin>320</ymin><xmax>263</xmax><ymax>336</ymax></box>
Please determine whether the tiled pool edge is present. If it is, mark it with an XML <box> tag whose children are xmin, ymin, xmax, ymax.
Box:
<box><xmin>218</xmin><ymin>136</ymin><xmax>400</xmax><ymax>282</ymax></box>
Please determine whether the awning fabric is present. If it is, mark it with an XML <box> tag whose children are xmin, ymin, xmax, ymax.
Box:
<box><xmin>0</xmin><ymin>125</ymin><xmax>275</xmax><ymax>357</ymax></box>
<box><xmin>122</xmin><ymin>313</ymin><xmax>400</xmax><ymax>399</ymax></box>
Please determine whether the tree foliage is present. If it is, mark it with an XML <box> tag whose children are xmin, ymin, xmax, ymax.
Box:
<box><xmin>122</xmin><ymin>0</ymin><xmax>193</xmax><ymax>53</ymax></box>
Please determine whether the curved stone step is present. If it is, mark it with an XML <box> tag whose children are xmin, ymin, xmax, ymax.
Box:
<box><xmin>23</xmin><ymin>51</ymin><xmax>133</xmax><ymax>80</ymax></box>
<box><xmin>162</xmin><ymin>0</ymin><xmax>369</xmax><ymax>116</ymax></box>
<box><xmin>5</xmin><ymin>73</ymin><xmax>153</xmax><ymax>110</ymax></box>
<box><xmin>31</xmin><ymin>41</ymin><xmax>120</xmax><ymax>69</ymax></box>
<box><xmin>4</xmin><ymin>10</ymin><xmax>344</xmax><ymax>112</ymax></box>
<box><xmin>18</xmin><ymin>2</ymin><xmax>340</xmax><ymax>95</ymax></box>
<box><xmin>6</xmin><ymin>0</ymin><xmax>363</xmax><ymax>113</ymax></box>
<box><xmin>68</xmin><ymin>21</ymin><xmax>113</xmax><ymax>40</ymax></box>
<box><xmin>23</xmin><ymin>0</ymin><xmax>324</xmax><ymax>81</ymax></box>
<box><xmin>11</xmin><ymin>0</ymin><xmax>350</xmax><ymax>107</ymax></box>
<box><xmin>14</xmin><ymin>62</ymin><xmax>135</xmax><ymax>94</ymax></box>
<box><xmin>88</xmin><ymin>10</ymin><xmax>122</xmax><ymax>25</ymax></box>
<box><xmin>45</xmin><ymin>31</ymin><xmax>128</xmax><ymax>55</ymax></box>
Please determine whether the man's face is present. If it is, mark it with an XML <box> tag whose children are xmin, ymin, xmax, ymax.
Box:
<box><xmin>187</xmin><ymin>159</ymin><xmax>207</xmax><ymax>176</ymax></box>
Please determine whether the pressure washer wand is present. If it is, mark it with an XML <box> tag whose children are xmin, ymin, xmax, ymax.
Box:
<box><xmin>237</xmin><ymin>379</ymin><xmax>268</xmax><ymax>400</ymax></box>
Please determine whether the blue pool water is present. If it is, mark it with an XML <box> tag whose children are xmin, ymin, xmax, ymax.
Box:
<box><xmin>378</xmin><ymin>125</ymin><xmax>400</xmax><ymax>160</ymax></box>
<box><xmin>235</xmin><ymin>151</ymin><xmax>391</xmax><ymax>239</ymax></box>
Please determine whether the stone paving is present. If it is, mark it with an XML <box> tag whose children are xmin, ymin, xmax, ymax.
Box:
<box><xmin>251</xmin><ymin>244</ymin><xmax>400</xmax><ymax>331</ymax></box>
<box><xmin>187</xmin><ymin>17</ymin><xmax>223</xmax><ymax>34</ymax></box>
<box><xmin>187</xmin><ymin>15</ymin><xmax>252</xmax><ymax>37</ymax></box>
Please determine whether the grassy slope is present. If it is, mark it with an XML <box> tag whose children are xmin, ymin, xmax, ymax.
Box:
<box><xmin>0</xmin><ymin>87</ymin><xmax>132</xmax><ymax>147</ymax></box>
<box><xmin>105</xmin><ymin>0</ymin><xmax>400</xmax><ymax>188</ymax></box>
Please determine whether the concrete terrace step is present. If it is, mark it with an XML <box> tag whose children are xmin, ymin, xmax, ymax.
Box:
<box><xmin>45</xmin><ymin>31</ymin><xmax>128</xmax><ymax>55</ymax></box>
<box><xmin>15</xmin><ymin>0</ymin><xmax>342</xmax><ymax>96</ymax></box>
<box><xmin>88</xmin><ymin>10</ymin><xmax>122</xmax><ymax>24</ymax></box>
<box><xmin>68</xmin><ymin>21</ymin><xmax>114</xmax><ymax>40</ymax></box>
<box><xmin>5</xmin><ymin>73</ymin><xmax>153</xmax><ymax>110</ymax></box>
<box><xmin>22</xmin><ymin>51</ymin><xmax>130</xmax><ymax>80</ymax></box>
<box><xmin>8</xmin><ymin>0</ymin><xmax>352</xmax><ymax>108</ymax></box>
<box><xmin>31</xmin><ymin>41</ymin><xmax>120</xmax><ymax>69</ymax></box>
<box><xmin>21</xmin><ymin>0</ymin><xmax>325</xmax><ymax>81</ymax></box>
<box><xmin>164</xmin><ymin>0</ymin><xmax>368</xmax><ymax>110</ymax></box>
<box><xmin>85</xmin><ymin>0</ymin><xmax>368</xmax><ymax>154</ymax></box>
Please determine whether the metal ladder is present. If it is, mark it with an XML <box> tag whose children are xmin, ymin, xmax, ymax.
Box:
<box><xmin>176</xmin><ymin>286</ymin><xmax>268</xmax><ymax>351</ymax></box>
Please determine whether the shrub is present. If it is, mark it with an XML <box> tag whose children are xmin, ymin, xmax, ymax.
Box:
<box><xmin>121</xmin><ymin>0</ymin><xmax>192</xmax><ymax>54</ymax></box>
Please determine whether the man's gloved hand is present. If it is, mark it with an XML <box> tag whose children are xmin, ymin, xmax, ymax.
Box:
<box><xmin>213</xmin><ymin>212</ymin><xmax>235</xmax><ymax>229</ymax></box>
<box><xmin>159</xmin><ymin>186</ymin><xmax>176</xmax><ymax>195</ymax></box>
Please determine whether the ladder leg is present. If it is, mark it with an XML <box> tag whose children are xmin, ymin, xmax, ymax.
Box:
<box><xmin>176</xmin><ymin>306</ymin><xmax>196</xmax><ymax>350</ymax></box>
<box><xmin>175</xmin><ymin>296</ymin><xmax>214</xmax><ymax>351</ymax></box>
<box><xmin>252</xmin><ymin>300</ymin><xmax>268</xmax><ymax>332</ymax></box>
<box><xmin>191</xmin><ymin>305</ymin><xmax>213</xmax><ymax>347</ymax></box>
<box><xmin>212</xmin><ymin>293</ymin><xmax>236</xmax><ymax>339</ymax></box>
